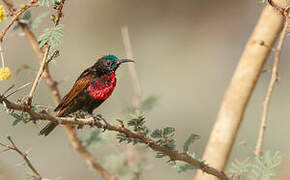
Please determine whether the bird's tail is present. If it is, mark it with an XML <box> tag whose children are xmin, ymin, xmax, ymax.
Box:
<box><xmin>39</xmin><ymin>122</ymin><xmax>58</xmax><ymax>136</ymax></box>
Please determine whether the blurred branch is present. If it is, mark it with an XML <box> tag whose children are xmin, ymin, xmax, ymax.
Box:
<box><xmin>121</xmin><ymin>25</ymin><xmax>144</xmax><ymax>179</ymax></box>
<box><xmin>121</xmin><ymin>26</ymin><xmax>142</xmax><ymax>110</ymax></box>
<box><xmin>64</xmin><ymin>128</ymin><xmax>117</xmax><ymax>180</ymax></box>
<box><xmin>0</xmin><ymin>136</ymin><xmax>42</xmax><ymax>180</ymax></box>
<box><xmin>195</xmin><ymin>1</ymin><xmax>287</xmax><ymax>180</ymax></box>
<box><xmin>2</xmin><ymin>1</ymin><xmax>117</xmax><ymax>180</ymax></box>
<box><xmin>0</xmin><ymin>96</ymin><xmax>230</xmax><ymax>180</ymax></box>
<box><xmin>0</xmin><ymin>0</ymin><xmax>39</xmax><ymax>42</ymax></box>
<box><xmin>255</xmin><ymin>5</ymin><xmax>289</xmax><ymax>156</ymax></box>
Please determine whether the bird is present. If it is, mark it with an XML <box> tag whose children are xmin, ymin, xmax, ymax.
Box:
<box><xmin>39</xmin><ymin>55</ymin><xmax>134</xmax><ymax>136</ymax></box>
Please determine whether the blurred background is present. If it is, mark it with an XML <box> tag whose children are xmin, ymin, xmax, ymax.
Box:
<box><xmin>1</xmin><ymin>0</ymin><xmax>290</xmax><ymax>179</ymax></box>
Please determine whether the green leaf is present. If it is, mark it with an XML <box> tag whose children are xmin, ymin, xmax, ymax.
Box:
<box><xmin>167</xmin><ymin>139</ymin><xmax>176</xmax><ymax>151</ymax></box>
<box><xmin>38</xmin><ymin>24</ymin><xmax>64</xmax><ymax>48</ymax></box>
<box><xmin>12</xmin><ymin>118</ymin><xmax>22</xmax><ymax>126</ymax></box>
<box><xmin>258</xmin><ymin>0</ymin><xmax>265</xmax><ymax>4</ymax></box>
<box><xmin>31</xmin><ymin>11</ymin><xmax>49</xmax><ymax>30</ymax></box>
<box><xmin>85</xmin><ymin>129</ymin><xmax>102</xmax><ymax>147</ymax></box>
<box><xmin>22</xmin><ymin>10</ymin><xmax>32</xmax><ymax>20</ymax></box>
<box><xmin>229</xmin><ymin>151</ymin><xmax>281</xmax><ymax>180</ymax></box>
<box><xmin>155</xmin><ymin>152</ymin><xmax>166</xmax><ymax>158</ymax></box>
<box><xmin>228</xmin><ymin>158</ymin><xmax>251</xmax><ymax>177</ymax></box>
<box><xmin>183</xmin><ymin>134</ymin><xmax>200</xmax><ymax>152</ymax></box>
<box><xmin>151</xmin><ymin>129</ymin><xmax>162</xmax><ymax>138</ymax></box>
<box><xmin>173</xmin><ymin>162</ymin><xmax>196</xmax><ymax>173</ymax></box>
<box><xmin>140</xmin><ymin>96</ymin><xmax>158</xmax><ymax>111</ymax></box>
<box><xmin>163</xmin><ymin>127</ymin><xmax>175</xmax><ymax>137</ymax></box>
<box><xmin>40</xmin><ymin>0</ymin><xmax>50</xmax><ymax>6</ymax></box>
<box><xmin>9</xmin><ymin>112</ymin><xmax>31</xmax><ymax>126</ymax></box>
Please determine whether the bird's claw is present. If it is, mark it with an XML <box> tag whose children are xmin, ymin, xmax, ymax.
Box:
<box><xmin>92</xmin><ymin>114</ymin><xmax>108</xmax><ymax>132</ymax></box>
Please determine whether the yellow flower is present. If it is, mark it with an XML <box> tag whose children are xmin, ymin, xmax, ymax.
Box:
<box><xmin>0</xmin><ymin>67</ymin><xmax>11</xmax><ymax>80</ymax></box>
<box><xmin>0</xmin><ymin>5</ymin><xmax>6</xmax><ymax>23</ymax></box>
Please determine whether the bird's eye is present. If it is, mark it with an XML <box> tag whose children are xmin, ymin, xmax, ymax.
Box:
<box><xmin>106</xmin><ymin>61</ymin><xmax>112</xmax><ymax>66</ymax></box>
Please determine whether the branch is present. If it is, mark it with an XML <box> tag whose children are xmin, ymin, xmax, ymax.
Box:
<box><xmin>255</xmin><ymin>4</ymin><xmax>289</xmax><ymax>156</ymax></box>
<box><xmin>121</xmin><ymin>25</ymin><xmax>142</xmax><ymax>110</ymax></box>
<box><xmin>195</xmin><ymin>1</ymin><xmax>287</xmax><ymax>180</ymax></box>
<box><xmin>2</xmin><ymin>1</ymin><xmax>117</xmax><ymax>180</ymax></box>
<box><xmin>0</xmin><ymin>0</ymin><xmax>39</xmax><ymax>42</ymax></box>
<box><xmin>64</xmin><ymin>127</ymin><xmax>117</xmax><ymax>180</ymax></box>
<box><xmin>0</xmin><ymin>96</ymin><xmax>230</xmax><ymax>180</ymax></box>
<box><xmin>0</xmin><ymin>136</ymin><xmax>42</xmax><ymax>180</ymax></box>
<box><xmin>26</xmin><ymin>45</ymin><xmax>50</xmax><ymax>105</ymax></box>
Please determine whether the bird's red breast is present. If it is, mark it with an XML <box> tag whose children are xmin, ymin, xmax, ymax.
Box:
<box><xmin>87</xmin><ymin>71</ymin><xmax>117</xmax><ymax>100</ymax></box>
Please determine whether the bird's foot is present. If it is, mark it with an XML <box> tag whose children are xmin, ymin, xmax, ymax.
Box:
<box><xmin>85</xmin><ymin>113</ymin><xmax>108</xmax><ymax>132</ymax></box>
<box><xmin>95</xmin><ymin>114</ymin><xmax>108</xmax><ymax>132</ymax></box>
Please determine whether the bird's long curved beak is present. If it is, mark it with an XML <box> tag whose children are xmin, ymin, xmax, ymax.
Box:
<box><xmin>117</xmin><ymin>59</ymin><xmax>135</xmax><ymax>65</ymax></box>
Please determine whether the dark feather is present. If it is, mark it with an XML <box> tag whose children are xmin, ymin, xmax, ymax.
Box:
<box><xmin>55</xmin><ymin>68</ymin><xmax>98</xmax><ymax>112</ymax></box>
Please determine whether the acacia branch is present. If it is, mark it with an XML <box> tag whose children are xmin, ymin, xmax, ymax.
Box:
<box><xmin>2</xmin><ymin>1</ymin><xmax>117</xmax><ymax>179</ymax></box>
<box><xmin>0</xmin><ymin>136</ymin><xmax>42</xmax><ymax>180</ymax></box>
<box><xmin>0</xmin><ymin>96</ymin><xmax>230</xmax><ymax>180</ymax></box>
<box><xmin>0</xmin><ymin>0</ymin><xmax>39</xmax><ymax>42</ymax></box>
<box><xmin>255</xmin><ymin>4</ymin><xmax>289</xmax><ymax>156</ymax></box>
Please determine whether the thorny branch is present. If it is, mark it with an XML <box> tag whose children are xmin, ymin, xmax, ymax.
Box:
<box><xmin>2</xmin><ymin>1</ymin><xmax>117</xmax><ymax>180</ymax></box>
<box><xmin>0</xmin><ymin>136</ymin><xmax>42</xmax><ymax>180</ymax></box>
<box><xmin>0</xmin><ymin>96</ymin><xmax>230</xmax><ymax>180</ymax></box>
<box><xmin>255</xmin><ymin>1</ymin><xmax>290</xmax><ymax>156</ymax></box>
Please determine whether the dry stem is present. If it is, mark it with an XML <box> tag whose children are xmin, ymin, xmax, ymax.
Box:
<box><xmin>0</xmin><ymin>43</ymin><xmax>5</xmax><ymax>68</ymax></box>
<box><xmin>0</xmin><ymin>136</ymin><xmax>42</xmax><ymax>180</ymax></box>
<box><xmin>255</xmin><ymin>9</ymin><xmax>289</xmax><ymax>156</ymax></box>
<box><xmin>0</xmin><ymin>96</ymin><xmax>230</xmax><ymax>180</ymax></box>
<box><xmin>26</xmin><ymin>45</ymin><xmax>50</xmax><ymax>104</ymax></box>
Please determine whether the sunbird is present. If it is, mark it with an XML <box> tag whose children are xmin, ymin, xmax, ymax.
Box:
<box><xmin>39</xmin><ymin>55</ymin><xmax>134</xmax><ymax>136</ymax></box>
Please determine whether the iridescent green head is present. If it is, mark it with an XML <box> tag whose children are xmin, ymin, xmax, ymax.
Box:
<box><xmin>94</xmin><ymin>54</ymin><xmax>134</xmax><ymax>74</ymax></box>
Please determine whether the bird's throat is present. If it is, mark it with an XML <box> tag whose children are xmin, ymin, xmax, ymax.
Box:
<box><xmin>87</xmin><ymin>72</ymin><xmax>117</xmax><ymax>100</ymax></box>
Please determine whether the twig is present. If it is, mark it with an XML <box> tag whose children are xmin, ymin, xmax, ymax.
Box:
<box><xmin>255</xmin><ymin>8</ymin><xmax>289</xmax><ymax>157</ymax></box>
<box><xmin>195</xmin><ymin>1</ymin><xmax>287</xmax><ymax>180</ymax></box>
<box><xmin>0</xmin><ymin>0</ymin><xmax>39</xmax><ymax>42</ymax></box>
<box><xmin>0</xmin><ymin>43</ymin><xmax>5</xmax><ymax>68</ymax></box>
<box><xmin>0</xmin><ymin>136</ymin><xmax>42</xmax><ymax>180</ymax></box>
<box><xmin>26</xmin><ymin>45</ymin><xmax>50</xmax><ymax>105</ymax></box>
<box><xmin>121</xmin><ymin>26</ymin><xmax>142</xmax><ymax>110</ymax></box>
<box><xmin>5</xmin><ymin>82</ymin><xmax>32</xmax><ymax>98</ymax></box>
<box><xmin>0</xmin><ymin>96</ymin><xmax>229</xmax><ymax>180</ymax></box>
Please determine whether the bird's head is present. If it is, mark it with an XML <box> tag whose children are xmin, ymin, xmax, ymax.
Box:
<box><xmin>94</xmin><ymin>55</ymin><xmax>134</xmax><ymax>74</ymax></box>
